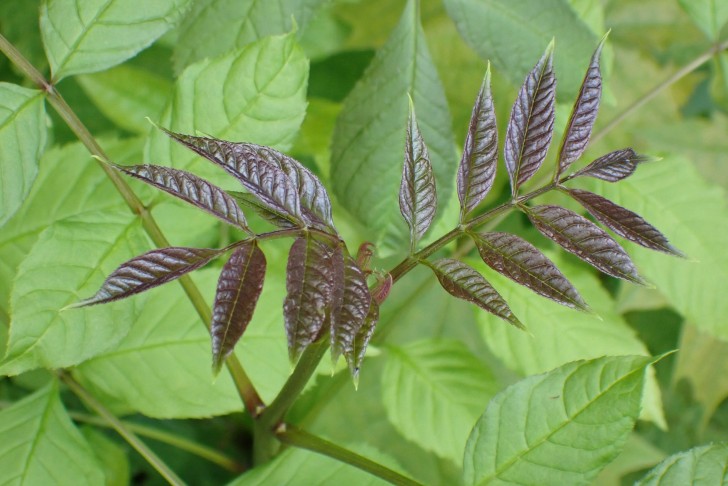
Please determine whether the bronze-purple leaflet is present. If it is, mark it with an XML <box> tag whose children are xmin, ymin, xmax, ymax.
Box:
<box><xmin>571</xmin><ymin>148</ymin><xmax>650</xmax><ymax>182</ymax></box>
<box><xmin>457</xmin><ymin>65</ymin><xmax>497</xmax><ymax>218</ymax></box>
<box><xmin>347</xmin><ymin>300</ymin><xmax>380</xmax><ymax>384</ymax></box>
<box><xmin>211</xmin><ymin>242</ymin><xmax>266</xmax><ymax>374</ymax></box>
<box><xmin>525</xmin><ymin>204</ymin><xmax>646</xmax><ymax>284</ymax></box>
<box><xmin>331</xmin><ymin>255</ymin><xmax>372</xmax><ymax>364</ymax></box>
<box><xmin>504</xmin><ymin>42</ymin><xmax>556</xmax><ymax>196</ymax></box>
<box><xmin>227</xmin><ymin>190</ymin><xmax>297</xmax><ymax>229</ymax></box>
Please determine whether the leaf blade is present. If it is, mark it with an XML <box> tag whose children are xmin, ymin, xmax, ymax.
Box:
<box><xmin>331</xmin><ymin>255</ymin><xmax>372</xmax><ymax>365</ymax></box>
<box><xmin>571</xmin><ymin>148</ymin><xmax>650</xmax><ymax>182</ymax></box>
<box><xmin>636</xmin><ymin>443</ymin><xmax>728</xmax><ymax>486</ymax></box>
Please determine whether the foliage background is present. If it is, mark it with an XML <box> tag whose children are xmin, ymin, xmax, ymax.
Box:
<box><xmin>1</xmin><ymin>0</ymin><xmax>728</xmax><ymax>484</ymax></box>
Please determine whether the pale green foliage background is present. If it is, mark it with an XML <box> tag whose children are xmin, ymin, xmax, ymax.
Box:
<box><xmin>1</xmin><ymin>0</ymin><xmax>728</xmax><ymax>484</ymax></box>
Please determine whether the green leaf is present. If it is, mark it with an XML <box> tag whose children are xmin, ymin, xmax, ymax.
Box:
<box><xmin>382</xmin><ymin>339</ymin><xmax>499</xmax><ymax>465</ymax></box>
<box><xmin>443</xmin><ymin>0</ymin><xmax>599</xmax><ymax>98</ymax></box>
<box><xmin>40</xmin><ymin>0</ymin><xmax>189</xmax><ymax>80</ymax></box>
<box><xmin>0</xmin><ymin>83</ymin><xmax>47</xmax><ymax>227</ymax></box>
<box><xmin>636</xmin><ymin>443</ymin><xmax>728</xmax><ymax>486</ymax></box>
<box><xmin>0</xmin><ymin>210</ymin><xmax>147</xmax><ymax>375</ymax></box>
<box><xmin>173</xmin><ymin>0</ymin><xmax>328</xmax><ymax>72</ymax></box>
<box><xmin>81</xmin><ymin>427</ymin><xmax>130</xmax><ymax>486</ymax></box>
<box><xmin>144</xmin><ymin>31</ymin><xmax>309</xmax><ymax>186</ymax></box>
<box><xmin>463</xmin><ymin>355</ymin><xmax>652</xmax><ymax>486</ymax></box>
<box><xmin>0</xmin><ymin>382</ymin><xmax>105</xmax><ymax>485</ymax></box>
<box><xmin>678</xmin><ymin>0</ymin><xmax>728</xmax><ymax>40</ymax></box>
<box><xmin>76</xmin><ymin>65</ymin><xmax>171</xmax><ymax>134</ymax></box>
<box><xmin>330</xmin><ymin>0</ymin><xmax>456</xmax><ymax>252</ymax></box>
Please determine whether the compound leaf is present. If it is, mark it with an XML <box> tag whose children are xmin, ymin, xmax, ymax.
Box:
<box><xmin>211</xmin><ymin>242</ymin><xmax>266</xmax><ymax>374</ymax></box>
<box><xmin>525</xmin><ymin>204</ymin><xmax>645</xmax><ymax>284</ymax></box>
<box><xmin>556</xmin><ymin>36</ymin><xmax>605</xmax><ymax>177</ymax></box>
<box><xmin>457</xmin><ymin>65</ymin><xmax>498</xmax><ymax>218</ymax></box>
<box><xmin>566</xmin><ymin>188</ymin><xmax>683</xmax><ymax>256</ymax></box>
<box><xmin>571</xmin><ymin>148</ymin><xmax>650</xmax><ymax>182</ymax></box>
<box><xmin>504</xmin><ymin>42</ymin><xmax>556</xmax><ymax>195</ymax></box>
<box><xmin>117</xmin><ymin>164</ymin><xmax>249</xmax><ymax>231</ymax></box>
<box><xmin>399</xmin><ymin>100</ymin><xmax>437</xmax><ymax>250</ymax></box>
<box><xmin>425</xmin><ymin>258</ymin><xmax>524</xmax><ymax>330</ymax></box>
<box><xmin>331</xmin><ymin>255</ymin><xmax>371</xmax><ymax>365</ymax></box>
<box><xmin>470</xmin><ymin>231</ymin><xmax>587</xmax><ymax>310</ymax></box>
<box><xmin>636</xmin><ymin>443</ymin><xmax>728</xmax><ymax>486</ymax></box>
<box><xmin>463</xmin><ymin>355</ymin><xmax>652</xmax><ymax>485</ymax></box>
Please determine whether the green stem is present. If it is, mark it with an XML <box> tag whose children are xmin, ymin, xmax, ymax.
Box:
<box><xmin>59</xmin><ymin>372</ymin><xmax>187</xmax><ymax>486</ymax></box>
<box><xmin>277</xmin><ymin>426</ymin><xmax>423</xmax><ymax>486</ymax></box>
<box><xmin>0</xmin><ymin>33</ymin><xmax>264</xmax><ymax>416</ymax></box>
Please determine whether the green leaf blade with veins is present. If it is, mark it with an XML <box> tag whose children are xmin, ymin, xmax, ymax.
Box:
<box><xmin>566</xmin><ymin>188</ymin><xmax>683</xmax><ymax>257</ymax></box>
<box><xmin>471</xmin><ymin>232</ymin><xmax>588</xmax><ymax>310</ymax></box>
<box><xmin>40</xmin><ymin>0</ymin><xmax>189</xmax><ymax>80</ymax></box>
<box><xmin>0</xmin><ymin>84</ymin><xmax>47</xmax><ymax>227</ymax></box>
<box><xmin>399</xmin><ymin>100</ymin><xmax>437</xmax><ymax>250</ymax></box>
<box><xmin>457</xmin><ymin>65</ymin><xmax>498</xmax><ymax>218</ymax></box>
<box><xmin>504</xmin><ymin>42</ymin><xmax>556</xmax><ymax>195</ymax></box>
<box><xmin>636</xmin><ymin>443</ymin><xmax>728</xmax><ymax>486</ymax></box>
<box><xmin>331</xmin><ymin>255</ymin><xmax>372</xmax><ymax>366</ymax></box>
<box><xmin>74</xmin><ymin>246</ymin><xmax>224</xmax><ymax>308</ymax></box>
<box><xmin>556</xmin><ymin>36</ymin><xmax>605</xmax><ymax>177</ymax></box>
<box><xmin>0</xmin><ymin>382</ymin><xmax>105</xmax><ymax>485</ymax></box>
<box><xmin>572</xmin><ymin>148</ymin><xmax>650</xmax><ymax>182</ymax></box>
<box><xmin>211</xmin><ymin>242</ymin><xmax>266</xmax><ymax>374</ymax></box>
<box><xmin>426</xmin><ymin>258</ymin><xmax>524</xmax><ymax>330</ymax></box>
<box><xmin>284</xmin><ymin>236</ymin><xmax>344</xmax><ymax>362</ymax></box>
<box><xmin>463</xmin><ymin>355</ymin><xmax>652</xmax><ymax>486</ymax></box>
<box><xmin>117</xmin><ymin>164</ymin><xmax>249</xmax><ymax>231</ymax></box>
<box><xmin>525</xmin><ymin>204</ymin><xmax>645</xmax><ymax>284</ymax></box>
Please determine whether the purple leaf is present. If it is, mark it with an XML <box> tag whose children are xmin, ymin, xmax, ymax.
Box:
<box><xmin>571</xmin><ymin>148</ymin><xmax>651</xmax><ymax>182</ymax></box>
<box><xmin>471</xmin><ymin>232</ymin><xmax>588</xmax><ymax>310</ymax></box>
<box><xmin>525</xmin><ymin>205</ymin><xmax>646</xmax><ymax>284</ymax></box>
<box><xmin>117</xmin><ymin>164</ymin><xmax>248</xmax><ymax>231</ymax></box>
<box><xmin>283</xmin><ymin>235</ymin><xmax>345</xmax><ymax>362</ymax></box>
<box><xmin>425</xmin><ymin>258</ymin><xmax>524</xmax><ymax>330</ymax></box>
<box><xmin>400</xmin><ymin>99</ymin><xmax>437</xmax><ymax>251</ymax></box>
<box><xmin>457</xmin><ymin>64</ymin><xmax>498</xmax><ymax>218</ymax></box>
<box><xmin>556</xmin><ymin>36</ymin><xmax>606</xmax><ymax>177</ymax></box>
<box><xmin>504</xmin><ymin>41</ymin><xmax>556</xmax><ymax>195</ymax></box>
<box><xmin>211</xmin><ymin>242</ymin><xmax>266</xmax><ymax>374</ymax></box>
<box><xmin>566</xmin><ymin>188</ymin><xmax>684</xmax><ymax>257</ymax></box>
<box><xmin>346</xmin><ymin>299</ymin><xmax>380</xmax><ymax>386</ymax></box>
<box><xmin>331</xmin><ymin>255</ymin><xmax>372</xmax><ymax>365</ymax></box>
<box><xmin>73</xmin><ymin>247</ymin><xmax>223</xmax><ymax>307</ymax></box>
<box><xmin>227</xmin><ymin>190</ymin><xmax>297</xmax><ymax>229</ymax></box>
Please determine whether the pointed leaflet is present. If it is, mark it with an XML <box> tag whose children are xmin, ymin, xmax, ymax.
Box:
<box><xmin>400</xmin><ymin>100</ymin><xmax>437</xmax><ymax>250</ymax></box>
<box><xmin>227</xmin><ymin>191</ymin><xmax>297</xmax><ymax>229</ymax></box>
<box><xmin>74</xmin><ymin>247</ymin><xmax>224</xmax><ymax>307</ymax></box>
<box><xmin>425</xmin><ymin>258</ymin><xmax>524</xmax><ymax>329</ymax></box>
<box><xmin>211</xmin><ymin>242</ymin><xmax>266</xmax><ymax>374</ymax></box>
<box><xmin>284</xmin><ymin>236</ymin><xmax>344</xmax><ymax>362</ymax></box>
<box><xmin>471</xmin><ymin>232</ymin><xmax>588</xmax><ymax>310</ymax></box>
<box><xmin>346</xmin><ymin>299</ymin><xmax>380</xmax><ymax>382</ymax></box>
<box><xmin>636</xmin><ymin>443</ymin><xmax>728</xmax><ymax>486</ymax></box>
<box><xmin>161</xmin><ymin>130</ymin><xmax>304</xmax><ymax>227</ymax></box>
<box><xmin>331</xmin><ymin>255</ymin><xmax>372</xmax><ymax>365</ymax></box>
<box><xmin>556</xmin><ymin>36</ymin><xmax>606</xmax><ymax>178</ymax></box>
<box><xmin>117</xmin><ymin>164</ymin><xmax>249</xmax><ymax>231</ymax></box>
<box><xmin>571</xmin><ymin>148</ymin><xmax>651</xmax><ymax>182</ymax></box>
<box><xmin>504</xmin><ymin>42</ymin><xmax>556</xmax><ymax>195</ymax></box>
<box><xmin>566</xmin><ymin>189</ymin><xmax>684</xmax><ymax>257</ymax></box>
<box><xmin>457</xmin><ymin>65</ymin><xmax>498</xmax><ymax>218</ymax></box>
<box><xmin>525</xmin><ymin>205</ymin><xmax>645</xmax><ymax>284</ymax></box>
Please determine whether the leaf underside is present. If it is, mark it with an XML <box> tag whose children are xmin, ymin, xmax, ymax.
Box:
<box><xmin>348</xmin><ymin>299</ymin><xmax>380</xmax><ymax>380</ymax></box>
<box><xmin>211</xmin><ymin>242</ymin><xmax>267</xmax><ymax>374</ymax></box>
<box><xmin>74</xmin><ymin>247</ymin><xmax>223</xmax><ymax>307</ymax></box>
<box><xmin>572</xmin><ymin>148</ymin><xmax>648</xmax><ymax>182</ymax></box>
<box><xmin>426</xmin><ymin>258</ymin><xmax>524</xmax><ymax>330</ymax></box>
<box><xmin>504</xmin><ymin>43</ymin><xmax>556</xmax><ymax>194</ymax></box>
<box><xmin>525</xmin><ymin>204</ymin><xmax>645</xmax><ymax>284</ymax></box>
<box><xmin>227</xmin><ymin>190</ymin><xmax>297</xmax><ymax>229</ymax></box>
<box><xmin>331</xmin><ymin>255</ymin><xmax>372</xmax><ymax>365</ymax></box>
<box><xmin>471</xmin><ymin>231</ymin><xmax>588</xmax><ymax>310</ymax></box>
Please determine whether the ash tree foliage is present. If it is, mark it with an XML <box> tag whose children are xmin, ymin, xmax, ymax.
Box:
<box><xmin>1</xmin><ymin>0</ymin><xmax>728</xmax><ymax>485</ymax></box>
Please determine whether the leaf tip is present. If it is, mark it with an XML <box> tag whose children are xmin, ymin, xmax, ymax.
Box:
<box><xmin>545</xmin><ymin>37</ymin><xmax>556</xmax><ymax>56</ymax></box>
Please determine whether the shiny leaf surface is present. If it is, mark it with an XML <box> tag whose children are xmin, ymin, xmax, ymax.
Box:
<box><xmin>227</xmin><ymin>190</ymin><xmax>297</xmax><ymax>229</ymax></box>
<box><xmin>346</xmin><ymin>299</ymin><xmax>380</xmax><ymax>381</ymax></box>
<box><xmin>331</xmin><ymin>255</ymin><xmax>372</xmax><ymax>365</ymax></box>
<box><xmin>571</xmin><ymin>148</ymin><xmax>650</xmax><ymax>182</ymax></box>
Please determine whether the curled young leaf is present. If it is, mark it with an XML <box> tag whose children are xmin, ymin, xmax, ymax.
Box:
<box><xmin>566</xmin><ymin>189</ymin><xmax>684</xmax><ymax>257</ymax></box>
<box><xmin>556</xmin><ymin>36</ymin><xmax>606</xmax><ymax>178</ymax></box>
<box><xmin>331</xmin><ymin>255</ymin><xmax>372</xmax><ymax>365</ymax></box>
<box><xmin>458</xmin><ymin>65</ymin><xmax>498</xmax><ymax>218</ymax></box>
<box><xmin>371</xmin><ymin>271</ymin><xmax>393</xmax><ymax>304</ymax></box>
<box><xmin>227</xmin><ymin>190</ymin><xmax>297</xmax><ymax>229</ymax></box>
<box><xmin>524</xmin><ymin>205</ymin><xmax>646</xmax><ymax>284</ymax></box>
<box><xmin>73</xmin><ymin>247</ymin><xmax>223</xmax><ymax>307</ymax></box>
<box><xmin>117</xmin><ymin>164</ymin><xmax>248</xmax><ymax>230</ymax></box>
<box><xmin>345</xmin><ymin>299</ymin><xmax>380</xmax><ymax>385</ymax></box>
<box><xmin>283</xmin><ymin>235</ymin><xmax>345</xmax><ymax>362</ymax></box>
<box><xmin>400</xmin><ymin>99</ymin><xmax>437</xmax><ymax>251</ymax></box>
<box><xmin>504</xmin><ymin>41</ymin><xmax>556</xmax><ymax>195</ymax></box>
<box><xmin>571</xmin><ymin>148</ymin><xmax>651</xmax><ymax>182</ymax></box>
<box><xmin>211</xmin><ymin>242</ymin><xmax>266</xmax><ymax>375</ymax></box>
<box><xmin>471</xmin><ymin>232</ymin><xmax>588</xmax><ymax>310</ymax></box>
<box><xmin>355</xmin><ymin>242</ymin><xmax>375</xmax><ymax>272</ymax></box>
<box><xmin>425</xmin><ymin>258</ymin><xmax>524</xmax><ymax>330</ymax></box>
